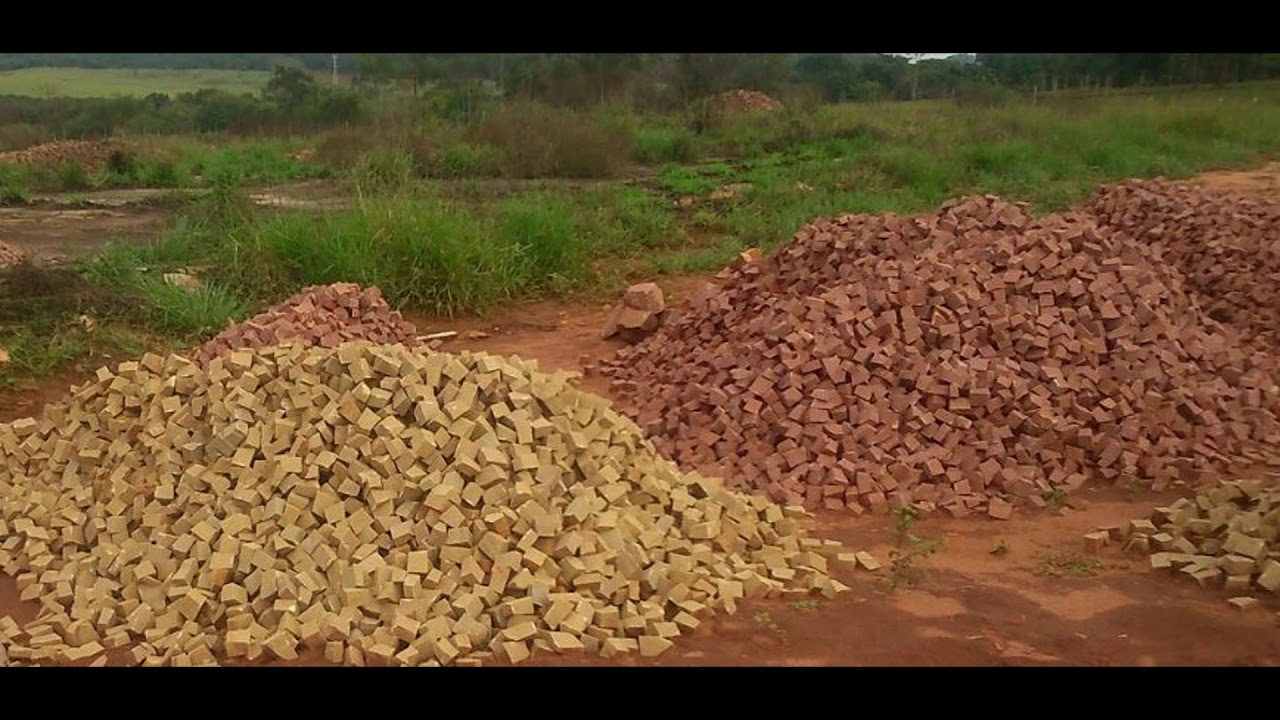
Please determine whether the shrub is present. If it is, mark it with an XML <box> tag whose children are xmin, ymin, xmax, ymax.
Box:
<box><xmin>631</xmin><ymin>125</ymin><xmax>698</xmax><ymax>164</ymax></box>
<box><xmin>433</xmin><ymin>143</ymin><xmax>505</xmax><ymax>178</ymax></box>
<box><xmin>55</xmin><ymin>162</ymin><xmax>91</xmax><ymax>191</ymax></box>
<box><xmin>954</xmin><ymin>81</ymin><xmax>1018</xmax><ymax>108</ymax></box>
<box><xmin>474</xmin><ymin>102</ymin><xmax>629</xmax><ymax>179</ymax></box>
<box><xmin>105</xmin><ymin>149</ymin><xmax>140</xmax><ymax>177</ymax></box>
<box><xmin>141</xmin><ymin>160</ymin><xmax>182</xmax><ymax>187</ymax></box>
<box><xmin>353</xmin><ymin>149</ymin><xmax>415</xmax><ymax>191</ymax></box>
<box><xmin>313</xmin><ymin>127</ymin><xmax>376</xmax><ymax>169</ymax></box>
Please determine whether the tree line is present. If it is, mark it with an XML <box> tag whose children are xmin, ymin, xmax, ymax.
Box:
<box><xmin>349</xmin><ymin>53</ymin><xmax>1280</xmax><ymax>106</ymax></box>
<box><xmin>2</xmin><ymin>53</ymin><xmax>1277</xmax><ymax>105</ymax></box>
<box><xmin>975</xmin><ymin>53</ymin><xmax>1280</xmax><ymax>91</ymax></box>
<box><xmin>0</xmin><ymin>54</ymin><xmax>354</xmax><ymax>72</ymax></box>
<box><xmin>0</xmin><ymin>67</ymin><xmax>362</xmax><ymax>139</ymax></box>
<box><xmin>1</xmin><ymin>54</ymin><xmax>1278</xmax><ymax>147</ymax></box>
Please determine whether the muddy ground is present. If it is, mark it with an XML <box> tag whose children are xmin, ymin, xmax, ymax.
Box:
<box><xmin>0</xmin><ymin>181</ymin><xmax>350</xmax><ymax>266</ymax></box>
<box><xmin>1</xmin><ymin>167</ymin><xmax>1279</xmax><ymax>666</ymax></box>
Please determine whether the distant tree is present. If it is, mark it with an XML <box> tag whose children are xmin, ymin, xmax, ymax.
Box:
<box><xmin>574</xmin><ymin>53</ymin><xmax>644</xmax><ymax>103</ymax></box>
<box><xmin>355</xmin><ymin>54</ymin><xmax>403</xmax><ymax>89</ymax></box>
<box><xmin>908</xmin><ymin>53</ymin><xmax>926</xmax><ymax>100</ymax></box>
<box><xmin>507</xmin><ymin>54</ymin><xmax>553</xmax><ymax>100</ymax></box>
<box><xmin>144</xmin><ymin>92</ymin><xmax>171</xmax><ymax>110</ymax></box>
<box><xmin>794</xmin><ymin>54</ymin><xmax>856</xmax><ymax>101</ymax></box>
<box><xmin>730</xmin><ymin>54</ymin><xmax>793</xmax><ymax>95</ymax></box>
<box><xmin>674</xmin><ymin>54</ymin><xmax>740</xmax><ymax>101</ymax></box>
<box><xmin>263</xmin><ymin>66</ymin><xmax>318</xmax><ymax>116</ymax></box>
<box><xmin>405</xmin><ymin>54</ymin><xmax>438</xmax><ymax>97</ymax></box>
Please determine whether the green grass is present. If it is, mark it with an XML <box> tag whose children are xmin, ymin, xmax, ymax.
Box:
<box><xmin>136</xmin><ymin>277</ymin><xmax>247</xmax><ymax>336</ymax></box>
<box><xmin>137</xmin><ymin>137</ymin><xmax>325</xmax><ymax>188</ymax></box>
<box><xmin>0</xmin><ymin>68</ymin><xmax>272</xmax><ymax>98</ymax></box>
<box><xmin>0</xmin><ymin>323</ymin><xmax>87</xmax><ymax>380</ymax></box>
<box><xmin>209</xmin><ymin>189</ymin><xmax>602</xmax><ymax>317</ymax></box>
<box><xmin>0</xmin><ymin>317</ymin><xmax>161</xmax><ymax>389</ymax></box>
<box><xmin>0</xmin><ymin>136</ymin><xmax>326</xmax><ymax>193</ymax></box>
<box><xmin>632</xmin><ymin>124</ymin><xmax>700</xmax><ymax>164</ymax></box>
<box><xmin>646</xmin><ymin>239</ymin><xmax>743</xmax><ymax>275</ymax></box>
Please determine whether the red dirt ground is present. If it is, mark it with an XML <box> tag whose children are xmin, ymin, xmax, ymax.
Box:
<box><xmin>2</xmin><ymin>171</ymin><xmax>1280</xmax><ymax>667</ymax></box>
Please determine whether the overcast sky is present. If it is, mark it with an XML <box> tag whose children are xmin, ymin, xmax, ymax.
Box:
<box><xmin>894</xmin><ymin>53</ymin><xmax>968</xmax><ymax>60</ymax></box>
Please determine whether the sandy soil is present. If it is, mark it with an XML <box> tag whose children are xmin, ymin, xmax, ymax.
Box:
<box><xmin>1195</xmin><ymin>161</ymin><xmax>1280</xmax><ymax>199</ymax></box>
<box><xmin>1</xmin><ymin>169</ymin><xmax>1279</xmax><ymax>667</ymax></box>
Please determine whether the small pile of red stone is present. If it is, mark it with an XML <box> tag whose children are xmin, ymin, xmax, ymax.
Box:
<box><xmin>0</xmin><ymin>240</ymin><xmax>26</xmax><ymax>270</ymax></box>
<box><xmin>189</xmin><ymin>283</ymin><xmax>420</xmax><ymax>367</ymax></box>
<box><xmin>711</xmin><ymin>90</ymin><xmax>782</xmax><ymax>113</ymax></box>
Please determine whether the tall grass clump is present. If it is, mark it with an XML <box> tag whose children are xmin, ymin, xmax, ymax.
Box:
<box><xmin>432</xmin><ymin>143</ymin><xmax>506</xmax><ymax>178</ymax></box>
<box><xmin>137</xmin><ymin>276</ymin><xmax>247</xmax><ymax>336</ymax></box>
<box><xmin>495</xmin><ymin>193</ymin><xmax>587</xmax><ymax>292</ymax></box>
<box><xmin>54</xmin><ymin>162</ymin><xmax>92</xmax><ymax>191</ymax></box>
<box><xmin>577</xmin><ymin>186</ymin><xmax>680</xmax><ymax>253</ymax></box>
<box><xmin>631</xmin><ymin>124</ymin><xmax>698</xmax><ymax>164</ymax></box>
<box><xmin>353</xmin><ymin>149</ymin><xmax>415</xmax><ymax>192</ymax></box>
<box><xmin>0</xmin><ymin>323</ymin><xmax>88</xmax><ymax>382</ymax></box>
<box><xmin>239</xmin><ymin>191</ymin><xmax>592</xmax><ymax>316</ymax></box>
<box><xmin>474</xmin><ymin>102</ymin><xmax>630</xmax><ymax>178</ymax></box>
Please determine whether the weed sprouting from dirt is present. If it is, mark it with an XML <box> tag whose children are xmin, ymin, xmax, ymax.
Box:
<box><xmin>788</xmin><ymin>599</ymin><xmax>820</xmax><ymax>611</ymax></box>
<box><xmin>892</xmin><ymin>504</ymin><xmax>920</xmax><ymax>545</ymax></box>
<box><xmin>1042</xmin><ymin>488</ymin><xmax>1069</xmax><ymax>507</ymax></box>
<box><xmin>888</xmin><ymin>504</ymin><xmax>943</xmax><ymax>590</ymax></box>
<box><xmin>753</xmin><ymin>611</ymin><xmax>787</xmax><ymax>641</ymax></box>
<box><xmin>990</xmin><ymin>539</ymin><xmax>1011</xmax><ymax>557</ymax></box>
<box><xmin>1034</xmin><ymin>551</ymin><xmax>1104</xmax><ymax>578</ymax></box>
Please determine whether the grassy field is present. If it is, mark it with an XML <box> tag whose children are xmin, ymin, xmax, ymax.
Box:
<box><xmin>0</xmin><ymin>67</ymin><xmax>272</xmax><ymax>98</ymax></box>
<box><xmin>4</xmin><ymin>85</ymin><xmax>1280</xmax><ymax>385</ymax></box>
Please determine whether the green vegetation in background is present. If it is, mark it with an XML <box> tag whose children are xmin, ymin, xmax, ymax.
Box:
<box><xmin>0</xmin><ymin>68</ymin><xmax>273</xmax><ymax>98</ymax></box>
<box><xmin>5</xmin><ymin>86</ymin><xmax>1280</xmax><ymax>386</ymax></box>
<box><xmin>2</xmin><ymin>84</ymin><xmax>1279</xmax><ymax>197</ymax></box>
<box><xmin>0</xmin><ymin>66</ymin><xmax>361</xmax><ymax>147</ymax></box>
<box><xmin>0</xmin><ymin>137</ymin><xmax>329</xmax><ymax>195</ymax></box>
<box><xmin>63</xmin><ymin>88</ymin><xmax>1280</xmax><ymax>328</ymax></box>
<box><xmin>0</xmin><ymin>54</ymin><xmax>353</xmax><ymax>73</ymax></box>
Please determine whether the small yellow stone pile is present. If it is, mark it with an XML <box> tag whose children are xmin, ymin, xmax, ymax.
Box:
<box><xmin>1117</xmin><ymin>478</ymin><xmax>1280</xmax><ymax>598</ymax></box>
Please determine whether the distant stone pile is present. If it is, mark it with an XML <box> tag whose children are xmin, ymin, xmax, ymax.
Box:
<box><xmin>0</xmin><ymin>240</ymin><xmax>26</xmax><ymax>270</ymax></box>
<box><xmin>711</xmin><ymin>90</ymin><xmax>782</xmax><ymax>113</ymax></box>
